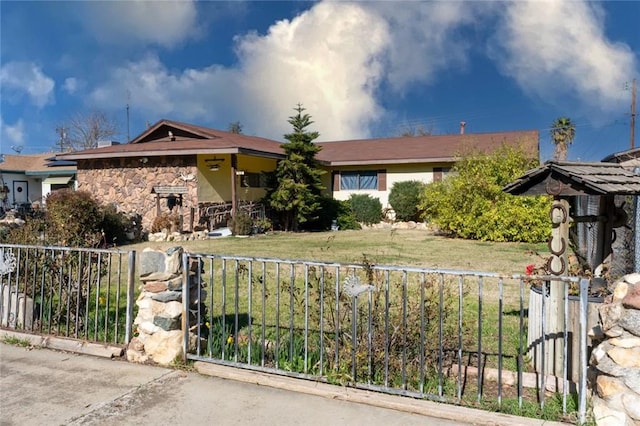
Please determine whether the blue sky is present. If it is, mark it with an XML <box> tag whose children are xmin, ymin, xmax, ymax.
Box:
<box><xmin>1</xmin><ymin>1</ymin><xmax>639</xmax><ymax>162</ymax></box>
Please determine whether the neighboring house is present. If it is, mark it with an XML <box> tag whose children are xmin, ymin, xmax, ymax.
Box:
<box><xmin>317</xmin><ymin>129</ymin><xmax>539</xmax><ymax>207</ymax></box>
<box><xmin>57</xmin><ymin>119</ymin><xmax>539</xmax><ymax>231</ymax></box>
<box><xmin>602</xmin><ymin>147</ymin><xmax>640</xmax><ymax>170</ymax></box>
<box><xmin>57</xmin><ymin>120</ymin><xmax>285</xmax><ymax>230</ymax></box>
<box><xmin>0</xmin><ymin>153</ymin><xmax>77</xmax><ymax>211</ymax></box>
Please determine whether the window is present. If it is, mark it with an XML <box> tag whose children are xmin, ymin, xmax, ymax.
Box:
<box><xmin>340</xmin><ymin>171</ymin><xmax>378</xmax><ymax>190</ymax></box>
<box><xmin>242</xmin><ymin>172</ymin><xmax>268</xmax><ymax>188</ymax></box>
<box><xmin>433</xmin><ymin>167</ymin><xmax>451</xmax><ymax>182</ymax></box>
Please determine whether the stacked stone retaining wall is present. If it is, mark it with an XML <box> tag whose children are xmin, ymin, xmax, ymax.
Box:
<box><xmin>590</xmin><ymin>273</ymin><xmax>640</xmax><ymax>425</ymax></box>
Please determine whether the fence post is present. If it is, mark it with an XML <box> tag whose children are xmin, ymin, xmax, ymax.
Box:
<box><xmin>181</xmin><ymin>252</ymin><xmax>190</xmax><ymax>363</ymax></box>
<box><xmin>578</xmin><ymin>278</ymin><xmax>589</xmax><ymax>425</ymax></box>
<box><xmin>125</xmin><ymin>250</ymin><xmax>136</xmax><ymax>344</ymax></box>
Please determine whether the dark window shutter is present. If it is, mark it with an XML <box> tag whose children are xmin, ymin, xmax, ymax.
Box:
<box><xmin>433</xmin><ymin>167</ymin><xmax>443</xmax><ymax>182</ymax></box>
<box><xmin>378</xmin><ymin>170</ymin><xmax>386</xmax><ymax>191</ymax></box>
<box><xmin>332</xmin><ymin>171</ymin><xmax>340</xmax><ymax>191</ymax></box>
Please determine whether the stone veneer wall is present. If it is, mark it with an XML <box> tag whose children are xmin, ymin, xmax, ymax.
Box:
<box><xmin>127</xmin><ymin>247</ymin><xmax>205</xmax><ymax>365</ymax></box>
<box><xmin>76</xmin><ymin>156</ymin><xmax>199</xmax><ymax>231</ymax></box>
<box><xmin>590</xmin><ymin>273</ymin><xmax>640</xmax><ymax>425</ymax></box>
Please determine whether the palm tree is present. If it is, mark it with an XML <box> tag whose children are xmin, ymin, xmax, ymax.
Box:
<box><xmin>550</xmin><ymin>117</ymin><xmax>576</xmax><ymax>161</ymax></box>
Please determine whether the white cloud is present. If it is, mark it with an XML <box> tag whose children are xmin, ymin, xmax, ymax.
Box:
<box><xmin>90</xmin><ymin>2</ymin><xmax>393</xmax><ymax>141</ymax></box>
<box><xmin>79</xmin><ymin>0</ymin><xmax>199</xmax><ymax>48</ymax></box>
<box><xmin>90</xmin><ymin>55</ymin><xmax>237</xmax><ymax>120</ymax></box>
<box><xmin>0</xmin><ymin>62</ymin><xmax>55</xmax><ymax>108</ymax></box>
<box><xmin>63</xmin><ymin>77</ymin><xmax>84</xmax><ymax>95</ymax></box>
<box><xmin>233</xmin><ymin>2</ymin><xmax>391</xmax><ymax>140</ymax></box>
<box><xmin>87</xmin><ymin>0</ymin><xmax>638</xmax><ymax>142</ymax></box>
<box><xmin>489</xmin><ymin>0</ymin><xmax>638</xmax><ymax>118</ymax></box>
<box><xmin>0</xmin><ymin>117</ymin><xmax>25</xmax><ymax>147</ymax></box>
<box><xmin>363</xmin><ymin>2</ymin><xmax>479</xmax><ymax>92</ymax></box>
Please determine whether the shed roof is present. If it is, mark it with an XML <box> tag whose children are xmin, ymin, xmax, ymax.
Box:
<box><xmin>503</xmin><ymin>161</ymin><xmax>640</xmax><ymax>196</ymax></box>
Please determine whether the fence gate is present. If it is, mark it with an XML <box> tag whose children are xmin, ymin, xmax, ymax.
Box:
<box><xmin>183</xmin><ymin>251</ymin><xmax>589</xmax><ymax>422</ymax></box>
<box><xmin>0</xmin><ymin>243</ymin><xmax>136</xmax><ymax>346</ymax></box>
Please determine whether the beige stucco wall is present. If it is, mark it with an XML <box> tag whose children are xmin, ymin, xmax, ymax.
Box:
<box><xmin>328</xmin><ymin>163</ymin><xmax>451</xmax><ymax>208</ymax></box>
<box><xmin>77</xmin><ymin>156</ymin><xmax>198</xmax><ymax>231</ymax></box>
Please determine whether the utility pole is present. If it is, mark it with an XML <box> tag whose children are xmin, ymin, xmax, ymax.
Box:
<box><xmin>126</xmin><ymin>90</ymin><xmax>131</xmax><ymax>143</ymax></box>
<box><xmin>55</xmin><ymin>127</ymin><xmax>67</xmax><ymax>152</ymax></box>
<box><xmin>631</xmin><ymin>78</ymin><xmax>637</xmax><ymax>149</ymax></box>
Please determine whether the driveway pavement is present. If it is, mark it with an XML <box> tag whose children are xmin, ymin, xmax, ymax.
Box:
<box><xmin>0</xmin><ymin>342</ymin><xmax>566</xmax><ymax>426</ymax></box>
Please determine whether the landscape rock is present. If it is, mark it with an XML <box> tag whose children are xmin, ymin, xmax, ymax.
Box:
<box><xmin>607</xmin><ymin>347</ymin><xmax>640</xmax><ymax>368</ymax></box>
<box><xmin>140</xmin><ymin>249</ymin><xmax>166</xmax><ymax>276</ymax></box>
<box><xmin>599</xmin><ymin>303</ymin><xmax>623</xmax><ymax>332</ymax></box>
<box><xmin>153</xmin><ymin>315</ymin><xmax>181</xmax><ymax>331</ymax></box>
<box><xmin>592</xmin><ymin>396</ymin><xmax>629</xmax><ymax>426</ymax></box>
<box><xmin>591</xmin><ymin>273</ymin><xmax>640</xmax><ymax>426</ymax></box>
<box><xmin>619</xmin><ymin>309</ymin><xmax>640</xmax><ymax>337</ymax></box>
<box><xmin>143</xmin><ymin>281</ymin><xmax>168</xmax><ymax>293</ymax></box>
<box><xmin>622</xmin><ymin>393</ymin><xmax>640</xmax><ymax>420</ymax></box>
<box><xmin>150</xmin><ymin>291</ymin><xmax>182</xmax><ymax>303</ymax></box>
<box><xmin>596</xmin><ymin>375</ymin><xmax>629</xmax><ymax>399</ymax></box>
<box><xmin>622</xmin><ymin>284</ymin><xmax>640</xmax><ymax>311</ymax></box>
<box><xmin>613</xmin><ymin>281</ymin><xmax>629</xmax><ymax>302</ymax></box>
<box><xmin>624</xmin><ymin>273</ymin><xmax>640</xmax><ymax>285</ymax></box>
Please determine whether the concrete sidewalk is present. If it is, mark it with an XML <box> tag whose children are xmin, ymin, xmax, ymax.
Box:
<box><xmin>0</xmin><ymin>342</ymin><xmax>567</xmax><ymax>426</ymax></box>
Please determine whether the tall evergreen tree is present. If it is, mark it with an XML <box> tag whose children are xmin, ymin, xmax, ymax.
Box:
<box><xmin>268</xmin><ymin>104</ymin><xmax>325</xmax><ymax>231</ymax></box>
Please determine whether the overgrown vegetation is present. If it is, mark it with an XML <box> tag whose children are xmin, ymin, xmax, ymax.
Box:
<box><xmin>349</xmin><ymin>194</ymin><xmax>382</xmax><ymax>225</ymax></box>
<box><xmin>151</xmin><ymin>213</ymin><xmax>181</xmax><ymax>234</ymax></box>
<box><xmin>2</xmin><ymin>189</ymin><xmax>138</xmax><ymax>248</ymax></box>
<box><xmin>419</xmin><ymin>145</ymin><xmax>551</xmax><ymax>242</ymax></box>
<box><xmin>388</xmin><ymin>180</ymin><xmax>426</xmax><ymax>222</ymax></box>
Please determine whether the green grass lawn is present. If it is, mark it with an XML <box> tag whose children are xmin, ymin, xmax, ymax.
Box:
<box><xmin>126</xmin><ymin>228</ymin><xmax>547</xmax><ymax>274</ymax></box>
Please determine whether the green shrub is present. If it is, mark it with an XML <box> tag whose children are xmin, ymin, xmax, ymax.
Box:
<box><xmin>336</xmin><ymin>200</ymin><xmax>360</xmax><ymax>230</ymax></box>
<box><xmin>300</xmin><ymin>196</ymin><xmax>340</xmax><ymax>231</ymax></box>
<box><xmin>299</xmin><ymin>196</ymin><xmax>361</xmax><ymax>231</ymax></box>
<box><xmin>100</xmin><ymin>204</ymin><xmax>131</xmax><ymax>246</ymax></box>
<box><xmin>419</xmin><ymin>144</ymin><xmax>551</xmax><ymax>242</ymax></box>
<box><xmin>349</xmin><ymin>194</ymin><xmax>382</xmax><ymax>225</ymax></box>
<box><xmin>229</xmin><ymin>211</ymin><xmax>253</xmax><ymax>235</ymax></box>
<box><xmin>388</xmin><ymin>180</ymin><xmax>426</xmax><ymax>222</ymax></box>
<box><xmin>45</xmin><ymin>189</ymin><xmax>103</xmax><ymax>247</ymax></box>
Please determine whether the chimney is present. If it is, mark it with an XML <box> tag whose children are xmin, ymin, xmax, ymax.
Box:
<box><xmin>460</xmin><ymin>121</ymin><xmax>466</xmax><ymax>135</ymax></box>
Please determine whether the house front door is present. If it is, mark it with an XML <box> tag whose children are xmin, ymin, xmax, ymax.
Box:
<box><xmin>12</xmin><ymin>181</ymin><xmax>28</xmax><ymax>206</ymax></box>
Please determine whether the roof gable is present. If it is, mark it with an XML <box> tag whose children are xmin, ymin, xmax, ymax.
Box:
<box><xmin>503</xmin><ymin>161</ymin><xmax>640</xmax><ymax>196</ymax></box>
<box><xmin>131</xmin><ymin>119</ymin><xmax>221</xmax><ymax>144</ymax></box>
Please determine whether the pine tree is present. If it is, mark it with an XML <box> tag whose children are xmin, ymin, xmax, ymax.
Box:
<box><xmin>268</xmin><ymin>104</ymin><xmax>325</xmax><ymax>231</ymax></box>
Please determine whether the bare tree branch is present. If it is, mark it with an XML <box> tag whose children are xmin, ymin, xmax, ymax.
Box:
<box><xmin>58</xmin><ymin>111</ymin><xmax>119</xmax><ymax>151</ymax></box>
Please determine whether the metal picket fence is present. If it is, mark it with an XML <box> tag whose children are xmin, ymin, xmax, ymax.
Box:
<box><xmin>183</xmin><ymin>252</ymin><xmax>590</xmax><ymax>423</ymax></box>
<box><xmin>0</xmin><ymin>243</ymin><xmax>136</xmax><ymax>345</ymax></box>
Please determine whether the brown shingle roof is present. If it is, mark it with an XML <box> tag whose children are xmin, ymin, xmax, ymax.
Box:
<box><xmin>57</xmin><ymin>119</ymin><xmax>538</xmax><ymax>165</ymax></box>
<box><xmin>503</xmin><ymin>161</ymin><xmax>640</xmax><ymax>196</ymax></box>
<box><xmin>0</xmin><ymin>153</ymin><xmax>74</xmax><ymax>173</ymax></box>
<box><xmin>58</xmin><ymin>119</ymin><xmax>285</xmax><ymax>160</ymax></box>
<box><xmin>316</xmin><ymin>130</ymin><xmax>539</xmax><ymax>166</ymax></box>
